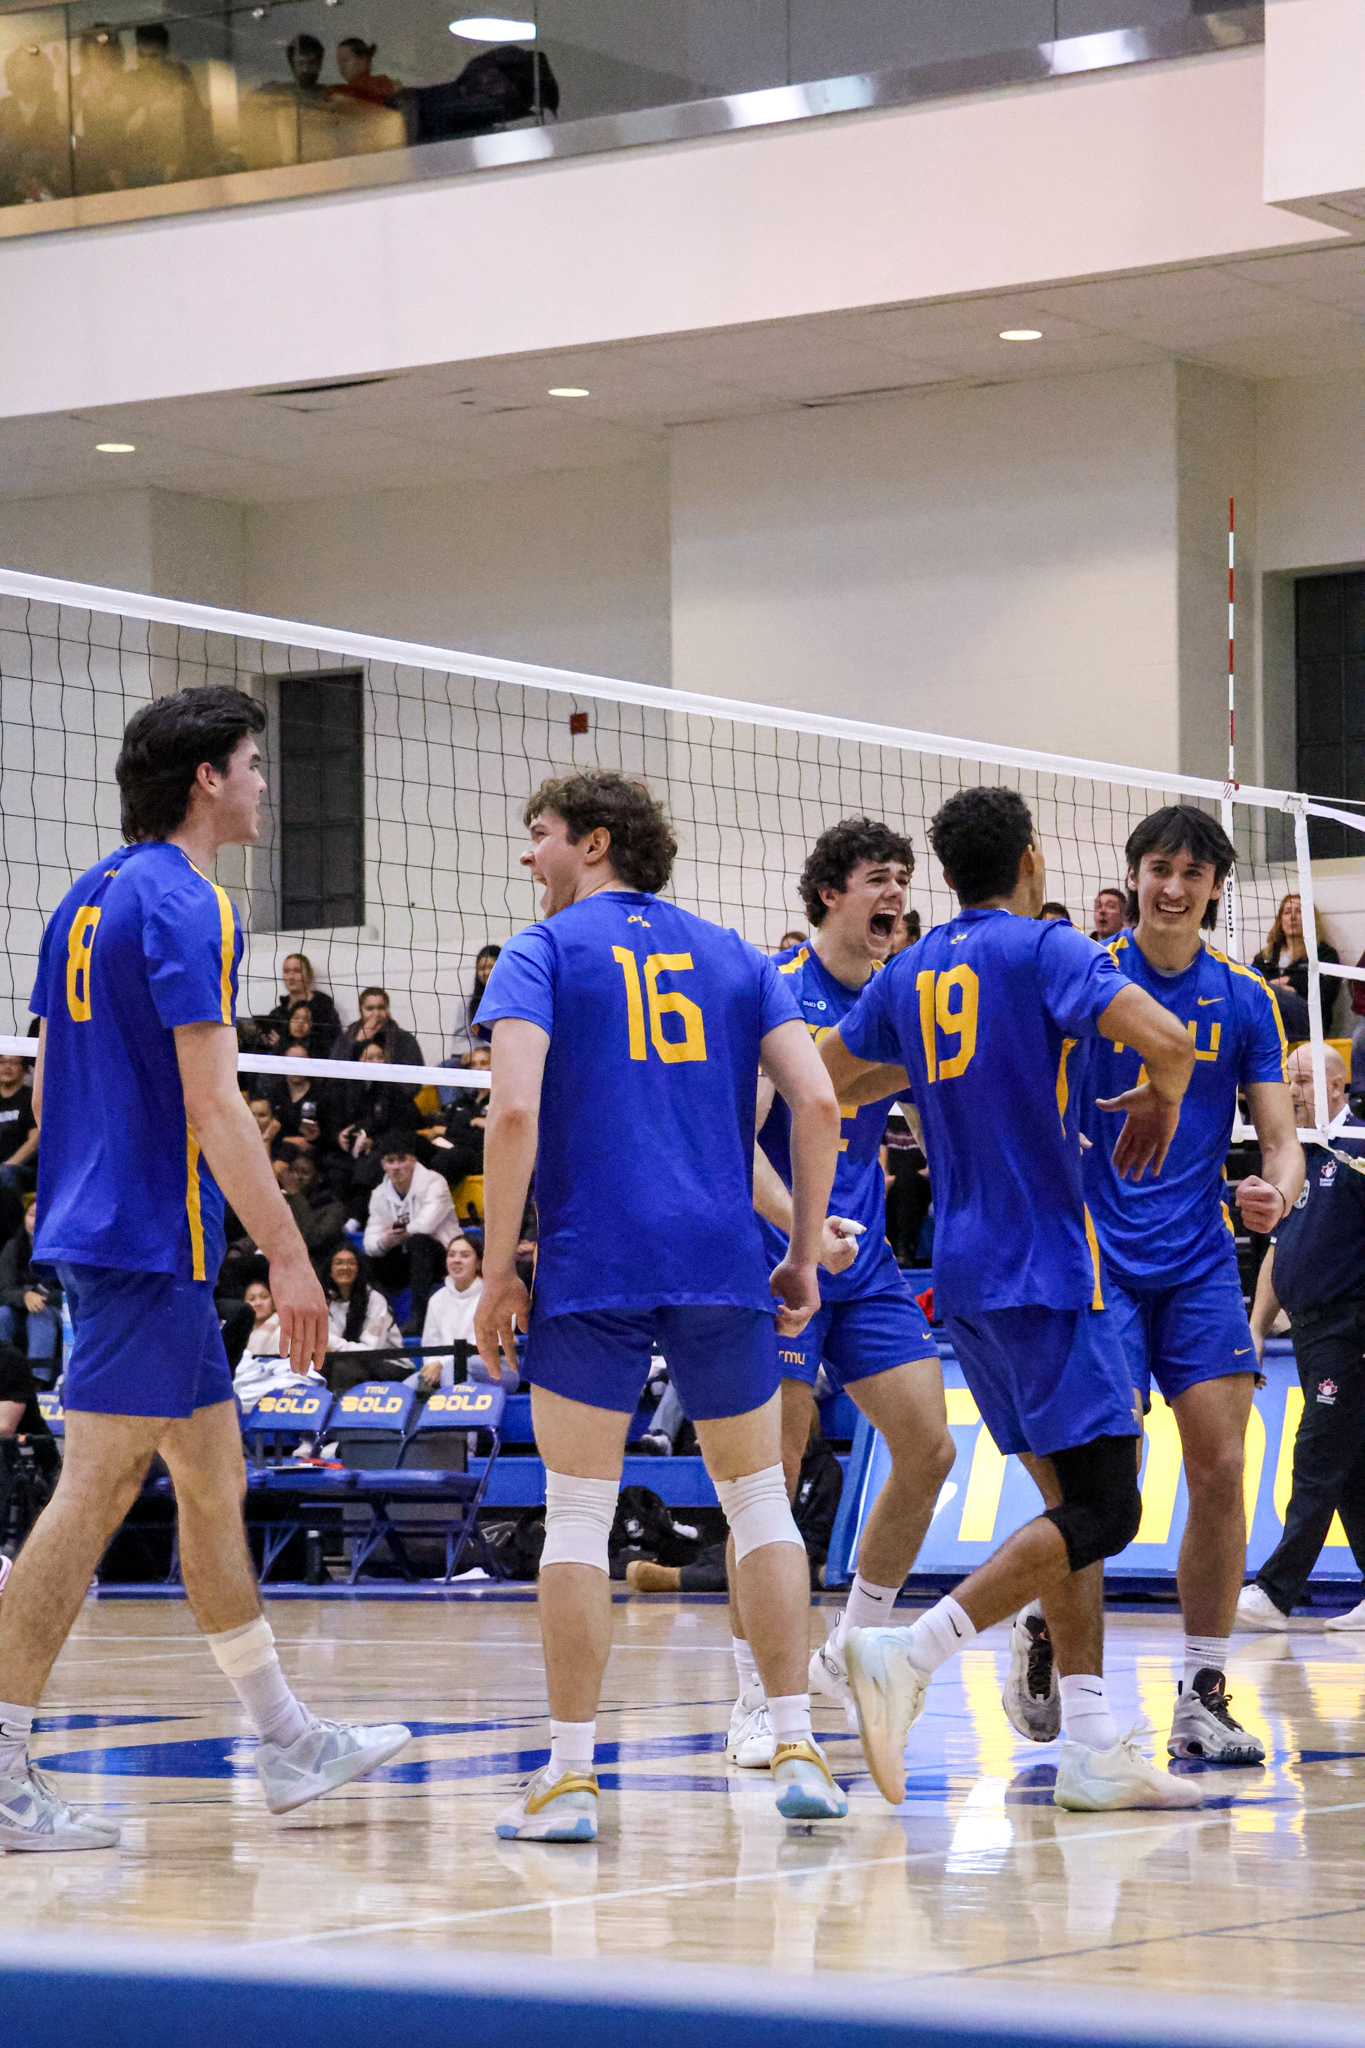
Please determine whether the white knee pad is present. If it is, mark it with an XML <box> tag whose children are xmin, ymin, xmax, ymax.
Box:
<box><xmin>714</xmin><ymin>1464</ymin><xmax>803</xmax><ymax>1565</ymax></box>
<box><xmin>541</xmin><ymin>1471</ymin><xmax>619</xmax><ymax>1574</ymax></box>
<box><xmin>206</xmin><ymin>1616</ymin><xmax>277</xmax><ymax>1679</ymax></box>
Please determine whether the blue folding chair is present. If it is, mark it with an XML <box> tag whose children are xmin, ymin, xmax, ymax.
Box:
<box><xmin>328</xmin><ymin>1381</ymin><xmax>419</xmax><ymax>1582</ymax></box>
<box><xmin>379</xmin><ymin>1381</ymin><xmax>507</xmax><ymax>1581</ymax></box>
<box><xmin>240</xmin><ymin>1383</ymin><xmax>334</xmax><ymax>1465</ymax></box>
<box><xmin>239</xmin><ymin>1384</ymin><xmax>335</xmax><ymax>1579</ymax></box>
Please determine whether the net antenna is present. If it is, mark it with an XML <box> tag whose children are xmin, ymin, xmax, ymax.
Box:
<box><xmin>0</xmin><ymin>563</ymin><xmax>1361</xmax><ymax>1154</ymax></box>
<box><xmin>1221</xmin><ymin>496</ymin><xmax>1239</xmax><ymax>961</ymax></box>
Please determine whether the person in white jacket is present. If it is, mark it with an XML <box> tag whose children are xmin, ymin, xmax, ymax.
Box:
<box><xmin>414</xmin><ymin>1232</ymin><xmax>518</xmax><ymax>1392</ymax></box>
<box><xmin>362</xmin><ymin>1141</ymin><xmax>459</xmax><ymax>1334</ymax></box>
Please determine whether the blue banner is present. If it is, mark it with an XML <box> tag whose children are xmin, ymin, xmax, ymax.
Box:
<box><xmin>828</xmin><ymin>1342</ymin><xmax>1355</xmax><ymax>1584</ymax></box>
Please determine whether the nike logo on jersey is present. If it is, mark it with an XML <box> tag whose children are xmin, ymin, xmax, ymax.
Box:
<box><xmin>1235</xmin><ymin>1346</ymin><xmax>1252</xmax><ymax>1355</ymax></box>
<box><xmin>1197</xmin><ymin>997</ymin><xmax>1224</xmax><ymax>1006</ymax></box>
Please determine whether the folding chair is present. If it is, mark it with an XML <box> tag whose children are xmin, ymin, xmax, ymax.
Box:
<box><xmin>327</xmin><ymin>1381</ymin><xmax>419</xmax><ymax>1582</ymax></box>
<box><xmin>239</xmin><ymin>1384</ymin><xmax>335</xmax><ymax>1580</ymax></box>
<box><xmin>384</xmin><ymin>1381</ymin><xmax>508</xmax><ymax>1581</ymax></box>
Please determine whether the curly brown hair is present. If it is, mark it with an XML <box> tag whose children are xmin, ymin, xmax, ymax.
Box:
<box><xmin>798</xmin><ymin>817</ymin><xmax>915</xmax><ymax>926</ymax></box>
<box><xmin>524</xmin><ymin>771</ymin><xmax>677</xmax><ymax>894</ymax></box>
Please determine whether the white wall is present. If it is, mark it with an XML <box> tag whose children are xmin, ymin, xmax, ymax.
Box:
<box><xmin>0</xmin><ymin>489</ymin><xmax>247</xmax><ymax>607</ymax></box>
<box><xmin>671</xmin><ymin>363</ymin><xmax>1185</xmax><ymax>769</ymax></box>
<box><xmin>1257</xmin><ymin>368</ymin><xmax>1365</xmax><ymax>575</ymax></box>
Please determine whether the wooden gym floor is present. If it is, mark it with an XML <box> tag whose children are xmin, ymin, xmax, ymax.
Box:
<box><xmin>5</xmin><ymin>1592</ymin><xmax>1365</xmax><ymax>2007</ymax></box>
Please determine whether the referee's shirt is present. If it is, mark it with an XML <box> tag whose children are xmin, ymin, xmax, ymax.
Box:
<box><xmin>1271</xmin><ymin>1109</ymin><xmax>1365</xmax><ymax>1317</ymax></box>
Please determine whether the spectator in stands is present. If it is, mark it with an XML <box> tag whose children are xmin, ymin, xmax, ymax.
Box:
<box><xmin>326</xmin><ymin>1040</ymin><xmax>419</xmax><ymax>1204</ymax></box>
<box><xmin>285</xmin><ymin>33</ymin><xmax>327</xmax><ymax>102</ymax></box>
<box><xmin>276</xmin><ymin>1154</ymin><xmax>347</xmax><ymax>1260</ymax></box>
<box><xmin>1254</xmin><ymin>894</ymin><xmax>1340</xmax><ymax>1027</ymax></box>
<box><xmin>331</xmin><ymin>986</ymin><xmax>423</xmax><ymax>1067</ymax></box>
<box><xmin>883</xmin><ymin>911</ymin><xmax>917</xmax><ymax>959</ymax></box>
<box><xmin>123</xmin><ymin>21</ymin><xmax>212</xmax><ymax>186</ymax></box>
<box><xmin>72</xmin><ymin>26</ymin><xmax>132</xmax><ymax>195</ymax></box>
<box><xmin>1091</xmin><ymin>887</ymin><xmax>1127</xmax><ymax>941</ymax></box>
<box><xmin>263</xmin><ymin>1043</ymin><xmax>322</xmax><ymax>1159</ymax></box>
<box><xmin>415</xmin><ymin>1230</ymin><xmax>514</xmax><ymax>1391</ymax></box>
<box><xmin>0</xmin><ymin>1207</ymin><xmax>60</xmax><ymax>1380</ymax></box>
<box><xmin>0</xmin><ymin>43</ymin><xmax>69</xmax><ymax>205</ymax></box>
<box><xmin>448</xmin><ymin>945</ymin><xmax>501</xmax><ymax>1059</ymax></box>
<box><xmin>363</xmin><ymin>1139</ymin><xmax>458</xmax><ymax>1332</ymax></box>
<box><xmin>775</xmin><ymin>929</ymin><xmax>807</xmax><ymax>953</ymax></box>
<box><xmin>247</xmin><ymin>1095</ymin><xmax>281</xmax><ymax>1150</ymax></box>
<box><xmin>330</xmin><ymin>37</ymin><xmax>398</xmax><ymax>107</ymax></box>
<box><xmin>1039</xmin><ymin>902</ymin><xmax>1073</xmax><ymax>923</ymax></box>
<box><xmin>0</xmin><ymin>1340</ymin><xmax>42</xmax><ymax>1441</ymax></box>
<box><xmin>321</xmin><ymin>1244</ymin><xmax>407</xmax><ymax>1393</ymax></box>
<box><xmin>242</xmin><ymin>1279</ymin><xmax>281</xmax><ymax>1357</ymax></box>
<box><xmin>261</xmin><ymin>952</ymin><xmax>339</xmax><ymax>1050</ymax></box>
<box><xmin>0</xmin><ymin>1055</ymin><xmax>38</xmax><ymax>1195</ymax></box>
<box><xmin>428</xmin><ymin>1045</ymin><xmax>489</xmax><ymax>1189</ymax></box>
<box><xmin>450</xmin><ymin>41</ymin><xmax>558</xmax><ymax>125</ymax></box>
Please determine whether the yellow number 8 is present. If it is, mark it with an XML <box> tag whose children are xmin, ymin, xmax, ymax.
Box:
<box><xmin>66</xmin><ymin>907</ymin><xmax>101</xmax><ymax>1023</ymax></box>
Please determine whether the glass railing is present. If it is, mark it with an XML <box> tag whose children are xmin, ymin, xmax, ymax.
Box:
<box><xmin>0</xmin><ymin>1</ymin><xmax>1262</xmax><ymax>225</ymax></box>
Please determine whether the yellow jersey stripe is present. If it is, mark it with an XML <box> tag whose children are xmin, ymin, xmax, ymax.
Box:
<box><xmin>1055</xmin><ymin>1037</ymin><xmax>1077</xmax><ymax>1127</ymax></box>
<box><xmin>1208</xmin><ymin>945</ymin><xmax>1290</xmax><ymax>1079</ymax></box>
<box><xmin>777</xmin><ymin>946</ymin><xmax>809</xmax><ymax>976</ymax></box>
<box><xmin>185</xmin><ymin>1127</ymin><xmax>206</xmax><ymax>1281</ymax></box>
<box><xmin>211</xmin><ymin>882</ymin><xmax>235</xmax><ymax>1024</ymax></box>
<box><xmin>1082</xmin><ymin>1205</ymin><xmax>1105</xmax><ymax>1312</ymax></box>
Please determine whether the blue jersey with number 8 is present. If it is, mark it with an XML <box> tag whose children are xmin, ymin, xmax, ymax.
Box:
<box><xmin>837</xmin><ymin>906</ymin><xmax>1125</xmax><ymax>1316</ymax></box>
<box><xmin>30</xmin><ymin>840</ymin><xmax>242</xmax><ymax>1282</ymax></box>
<box><xmin>476</xmin><ymin>889</ymin><xmax>800</xmax><ymax>1317</ymax></box>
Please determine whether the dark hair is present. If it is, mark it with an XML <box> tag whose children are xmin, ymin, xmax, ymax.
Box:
<box><xmin>798</xmin><ymin>817</ymin><xmax>915</xmax><ymax>927</ymax></box>
<box><xmin>1039</xmin><ymin>902</ymin><xmax>1073</xmax><ymax>923</ymax></box>
<box><xmin>452</xmin><ymin>1228</ymin><xmax>484</xmax><ymax>1274</ymax></box>
<box><xmin>470</xmin><ymin>944</ymin><xmax>501</xmax><ymax>1021</ymax></box>
<box><xmin>324</xmin><ymin>1243</ymin><xmax>372</xmax><ymax>1345</ymax></box>
<box><xmin>929</xmin><ymin>787</ymin><xmax>1034</xmax><ymax>906</ymax></box>
<box><xmin>380</xmin><ymin>1136</ymin><xmax>416</xmax><ymax>1163</ymax></box>
<box><xmin>358</xmin><ymin>986</ymin><xmax>389</xmax><ymax>1010</ymax></box>
<box><xmin>337</xmin><ymin>36</ymin><xmax>376</xmax><ymax>60</ymax></box>
<box><xmin>116</xmin><ymin>686</ymin><xmax>265</xmax><ymax>843</ymax></box>
<box><xmin>135</xmin><ymin>21</ymin><xmax>170</xmax><ymax>50</ymax></box>
<box><xmin>289</xmin><ymin>33</ymin><xmax>323</xmax><ymax>60</ymax></box>
<box><xmin>283</xmin><ymin>952</ymin><xmax>315</xmax><ymax>985</ymax></box>
<box><xmin>524</xmin><ymin>772</ymin><xmax>677</xmax><ymax>895</ymax></box>
<box><xmin>1124</xmin><ymin>805</ymin><xmax>1234</xmax><ymax>932</ymax></box>
<box><xmin>1095</xmin><ymin>887</ymin><xmax>1125</xmax><ymax>907</ymax></box>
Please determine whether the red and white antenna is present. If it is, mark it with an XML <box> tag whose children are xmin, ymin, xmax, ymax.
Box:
<box><xmin>1221</xmin><ymin>496</ymin><xmax>1239</xmax><ymax>958</ymax></box>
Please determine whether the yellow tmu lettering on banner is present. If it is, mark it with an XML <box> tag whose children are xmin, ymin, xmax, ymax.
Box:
<box><xmin>959</xmin><ymin>1429</ymin><xmax>1007</xmax><ymax>1542</ymax></box>
<box><xmin>1276</xmin><ymin>1387</ymin><xmax>1348</xmax><ymax>1544</ymax></box>
<box><xmin>1242</xmin><ymin>1401</ymin><xmax>1266</xmax><ymax>1534</ymax></box>
<box><xmin>1135</xmin><ymin>1391</ymin><xmax>1182</xmax><ymax>1543</ymax></box>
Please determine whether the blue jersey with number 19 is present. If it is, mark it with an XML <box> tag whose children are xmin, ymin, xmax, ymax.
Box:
<box><xmin>29</xmin><ymin>840</ymin><xmax>242</xmax><ymax>1283</ymax></box>
<box><xmin>476</xmin><ymin>889</ymin><xmax>801</xmax><ymax>1318</ymax></box>
<box><xmin>837</xmin><ymin>907</ymin><xmax>1126</xmax><ymax>1316</ymax></box>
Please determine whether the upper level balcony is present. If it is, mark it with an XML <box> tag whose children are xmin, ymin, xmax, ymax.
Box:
<box><xmin>0</xmin><ymin>0</ymin><xmax>1262</xmax><ymax>238</ymax></box>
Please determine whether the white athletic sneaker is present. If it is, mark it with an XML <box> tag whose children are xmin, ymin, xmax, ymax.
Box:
<box><xmin>0</xmin><ymin>1764</ymin><xmax>120</xmax><ymax>1852</ymax></box>
<box><xmin>1002</xmin><ymin>1603</ymin><xmax>1061</xmax><ymax>1743</ymax></box>
<box><xmin>809</xmin><ymin>1633</ymin><xmax>859</xmax><ymax>1732</ymax></box>
<box><xmin>254</xmin><ymin>1714</ymin><xmax>411</xmax><ymax>1814</ymax></box>
<box><xmin>726</xmin><ymin>1691</ymin><xmax>776</xmax><ymax>1768</ymax></box>
<box><xmin>771</xmin><ymin>1738</ymin><xmax>848</xmax><ymax>1820</ymax></box>
<box><xmin>495</xmin><ymin>1765</ymin><xmax>599</xmax><ymax>1842</ymax></box>
<box><xmin>1325</xmin><ymin>1598</ymin><xmax>1365</xmax><ymax>1632</ymax></box>
<box><xmin>0</xmin><ymin>1553</ymin><xmax>11</xmax><ymax>1600</ymax></box>
<box><xmin>1235</xmin><ymin>1584</ymin><xmax>1289</xmax><ymax>1633</ymax></box>
<box><xmin>1054</xmin><ymin>1733</ymin><xmax>1204</xmax><ymax>1812</ymax></box>
<box><xmin>844</xmin><ymin>1626</ymin><xmax>928</xmax><ymax>1807</ymax></box>
<box><xmin>1167</xmin><ymin>1673</ymin><xmax>1265</xmax><ymax>1764</ymax></box>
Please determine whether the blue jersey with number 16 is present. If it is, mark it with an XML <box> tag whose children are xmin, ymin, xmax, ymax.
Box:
<box><xmin>837</xmin><ymin>907</ymin><xmax>1126</xmax><ymax>1317</ymax></box>
<box><xmin>476</xmin><ymin>890</ymin><xmax>801</xmax><ymax>1318</ymax></box>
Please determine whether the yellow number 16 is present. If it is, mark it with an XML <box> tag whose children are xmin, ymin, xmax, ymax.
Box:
<box><xmin>915</xmin><ymin>963</ymin><xmax>979</xmax><ymax>1082</ymax></box>
<box><xmin>612</xmin><ymin>947</ymin><xmax>708</xmax><ymax>1065</ymax></box>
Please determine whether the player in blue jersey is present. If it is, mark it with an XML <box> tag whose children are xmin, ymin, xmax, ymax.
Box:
<box><xmin>1032</xmin><ymin>805</ymin><xmax>1300</xmax><ymax>1766</ymax></box>
<box><xmin>0</xmin><ymin>687</ymin><xmax>409</xmax><ymax>1853</ymax></box>
<box><xmin>723</xmin><ymin>819</ymin><xmax>954</xmax><ymax>1768</ymax></box>
<box><xmin>474</xmin><ymin>770</ymin><xmax>848</xmax><ymax>1839</ymax></box>
<box><xmin>819</xmin><ymin>786</ymin><xmax>1205</xmax><ymax>1813</ymax></box>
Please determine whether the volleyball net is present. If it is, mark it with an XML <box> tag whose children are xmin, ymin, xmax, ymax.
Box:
<box><xmin>0</xmin><ymin>566</ymin><xmax>1359</xmax><ymax>1135</ymax></box>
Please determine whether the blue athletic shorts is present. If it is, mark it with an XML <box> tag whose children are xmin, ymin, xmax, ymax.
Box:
<box><xmin>527</xmin><ymin>1304</ymin><xmax>779</xmax><ymax>1420</ymax></box>
<box><xmin>774</xmin><ymin>1286</ymin><xmax>938</xmax><ymax>1392</ymax></box>
<box><xmin>1107</xmin><ymin>1269</ymin><xmax>1257</xmax><ymax>1410</ymax></box>
<box><xmin>942</xmin><ymin>1304</ymin><xmax>1142</xmax><ymax>1459</ymax></box>
<box><xmin>57</xmin><ymin>1264</ymin><xmax>235</xmax><ymax>1419</ymax></box>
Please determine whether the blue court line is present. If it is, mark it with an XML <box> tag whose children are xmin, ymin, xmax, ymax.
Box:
<box><xmin>34</xmin><ymin>1713</ymin><xmax>191</xmax><ymax>1732</ymax></box>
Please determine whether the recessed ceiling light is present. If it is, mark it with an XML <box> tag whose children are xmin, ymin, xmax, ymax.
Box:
<box><xmin>548</xmin><ymin>386</ymin><xmax>589</xmax><ymax>398</ymax></box>
<box><xmin>998</xmin><ymin>328</ymin><xmax>1043</xmax><ymax>342</ymax></box>
<box><xmin>95</xmin><ymin>441</ymin><xmax>136</xmax><ymax>452</ymax></box>
<box><xmin>449</xmin><ymin>16</ymin><xmax>536</xmax><ymax>40</ymax></box>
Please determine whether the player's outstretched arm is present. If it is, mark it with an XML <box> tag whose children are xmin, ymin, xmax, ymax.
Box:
<box><xmin>819</xmin><ymin>1028</ymin><xmax>909</xmax><ymax>1110</ymax></box>
<box><xmin>473</xmin><ymin>1017</ymin><xmax>547</xmax><ymax>1382</ymax></box>
<box><xmin>1093</xmin><ymin>984</ymin><xmax>1195</xmax><ymax>1181</ymax></box>
<box><xmin>1238</xmin><ymin>1082</ymin><xmax>1306</xmax><ymax>1235</ymax></box>
<box><xmin>175</xmin><ymin>1021</ymin><xmax>327</xmax><ymax>1376</ymax></box>
<box><xmin>760</xmin><ymin>1019</ymin><xmax>840</xmax><ymax>1336</ymax></box>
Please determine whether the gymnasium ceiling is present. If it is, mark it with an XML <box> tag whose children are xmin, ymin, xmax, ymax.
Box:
<box><xmin>3</xmin><ymin>237</ymin><xmax>1365</xmax><ymax>504</ymax></box>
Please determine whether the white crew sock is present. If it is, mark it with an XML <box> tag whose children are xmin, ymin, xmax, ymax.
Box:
<box><xmin>768</xmin><ymin>1693</ymin><xmax>813</xmax><ymax>1747</ymax></box>
<box><xmin>1059</xmin><ymin>1673</ymin><xmax>1120</xmax><ymax>1751</ymax></box>
<box><xmin>840</xmin><ymin>1573</ymin><xmax>902</xmax><ymax>1635</ymax></box>
<box><xmin>732</xmin><ymin>1635</ymin><xmax>763</xmax><ymax>1703</ymax></box>
<box><xmin>0</xmin><ymin>1699</ymin><xmax>33</xmax><ymax>1779</ymax></box>
<box><xmin>1183</xmin><ymin>1635</ymin><xmax>1230</xmax><ymax>1692</ymax></box>
<box><xmin>548</xmin><ymin>1718</ymin><xmax>596</xmax><ymax>1780</ymax></box>
<box><xmin>206</xmin><ymin>1618</ymin><xmax>310</xmax><ymax>1751</ymax></box>
<box><xmin>905</xmin><ymin>1595</ymin><xmax>977</xmax><ymax>1677</ymax></box>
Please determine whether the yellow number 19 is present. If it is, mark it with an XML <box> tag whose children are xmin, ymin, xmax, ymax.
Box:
<box><xmin>915</xmin><ymin>963</ymin><xmax>979</xmax><ymax>1083</ymax></box>
<box><xmin>612</xmin><ymin>947</ymin><xmax>708</xmax><ymax>1065</ymax></box>
<box><xmin>66</xmin><ymin>907</ymin><xmax>101</xmax><ymax>1023</ymax></box>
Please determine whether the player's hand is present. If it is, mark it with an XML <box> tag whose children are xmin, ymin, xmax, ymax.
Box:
<box><xmin>770</xmin><ymin>1256</ymin><xmax>820</xmax><ymax>1337</ymax></box>
<box><xmin>269</xmin><ymin>1249</ymin><xmax>329</xmax><ymax>1376</ymax></box>
<box><xmin>475</xmin><ymin>1268</ymin><xmax>529</xmax><ymax>1382</ymax></box>
<box><xmin>819</xmin><ymin>1217</ymin><xmax>864</xmax><ymax>1275</ymax></box>
<box><xmin>1098</xmin><ymin>1082</ymin><xmax>1180</xmax><ymax>1180</ymax></box>
<box><xmin>23</xmin><ymin>1290</ymin><xmax>46</xmax><ymax>1315</ymax></box>
<box><xmin>1235</xmin><ymin>1174</ymin><xmax>1288</xmax><ymax>1236</ymax></box>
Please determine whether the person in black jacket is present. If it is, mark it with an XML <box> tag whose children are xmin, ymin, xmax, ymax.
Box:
<box><xmin>257</xmin><ymin>953</ymin><xmax>340</xmax><ymax>1051</ymax></box>
<box><xmin>425</xmin><ymin>1045</ymin><xmax>489</xmax><ymax>1189</ymax></box>
<box><xmin>321</xmin><ymin>1041</ymin><xmax>420</xmax><ymax>1206</ymax></box>
<box><xmin>1252</xmin><ymin>893</ymin><xmax>1339</xmax><ymax>1039</ymax></box>
<box><xmin>329</xmin><ymin>986</ymin><xmax>423</xmax><ymax>1068</ymax></box>
<box><xmin>0</xmin><ymin>1208</ymin><xmax>61</xmax><ymax>1384</ymax></box>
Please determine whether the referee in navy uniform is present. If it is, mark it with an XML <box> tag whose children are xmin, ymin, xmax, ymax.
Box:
<box><xmin>1239</xmin><ymin>1045</ymin><xmax>1365</xmax><ymax>1629</ymax></box>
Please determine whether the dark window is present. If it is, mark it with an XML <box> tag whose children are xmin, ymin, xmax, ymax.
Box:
<box><xmin>1295</xmin><ymin>571</ymin><xmax>1365</xmax><ymax>859</ymax></box>
<box><xmin>278</xmin><ymin>672</ymin><xmax>364</xmax><ymax>927</ymax></box>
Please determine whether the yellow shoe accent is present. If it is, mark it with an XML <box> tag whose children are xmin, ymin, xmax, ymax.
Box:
<box><xmin>525</xmin><ymin>1769</ymin><xmax>599</xmax><ymax>1814</ymax></box>
<box><xmin>771</xmin><ymin>1739</ymin><xmax>836</xmax><ymax>1787</ymax></box>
